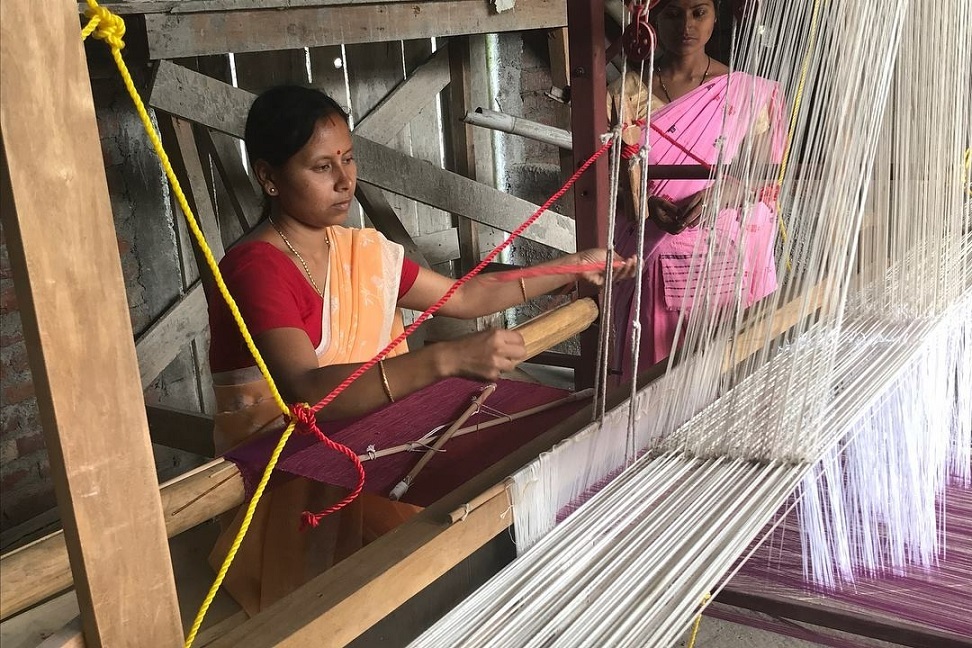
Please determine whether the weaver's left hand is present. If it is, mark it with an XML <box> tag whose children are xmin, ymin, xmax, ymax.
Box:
<box><xmin>575</xmin><ymin>249</ymin><xmax>638</xmax><ymax>285</ymax></box>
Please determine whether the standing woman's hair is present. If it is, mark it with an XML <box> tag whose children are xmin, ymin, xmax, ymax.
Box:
<box><xmin>244</xmin><ymin>85</ymin><xmax>350</xmax><ymax>168</ymax></box>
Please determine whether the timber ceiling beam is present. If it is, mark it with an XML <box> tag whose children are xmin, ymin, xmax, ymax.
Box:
<box><xmin>142</xmin><ymin>0</ymin><xmax>567</xmax><ymax>59</ymax></box>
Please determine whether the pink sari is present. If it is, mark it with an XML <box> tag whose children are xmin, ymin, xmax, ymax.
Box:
<box><xmin>612</xmin><ymin>72</ymin><xmax>786</xmax><ymax>380</ymax></box>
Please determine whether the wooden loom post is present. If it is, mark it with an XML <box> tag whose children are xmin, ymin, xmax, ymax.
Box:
<box><xmin>0</xmin><ymin>0</ymin><xmax>182</xmax><ymax>645</ymax></box>
<box><xmin>568</xmin><ymin>0</ymin><xmax>610</xmax><ymax>389</ymax></box>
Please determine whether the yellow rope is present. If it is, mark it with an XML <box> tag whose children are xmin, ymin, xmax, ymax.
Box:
<box><xmin>685</xmin><ymin>592</ymin><xmax>711</xmax><ymax>648</ymax></box>
<box><xmin>964</xmin><ymin>148</ymin><xmax>971</xmax><ymax>196</ymax></box>
<box><xmin>80</xmin><ymin>3</ymin><xmax>294</xmax><ymax>644</ymax></box>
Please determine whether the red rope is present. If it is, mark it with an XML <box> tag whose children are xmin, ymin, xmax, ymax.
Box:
<box><xmin>297</xmin><ymin>138</ymin><xmax>615</xmax><ymax>527</ymax></box>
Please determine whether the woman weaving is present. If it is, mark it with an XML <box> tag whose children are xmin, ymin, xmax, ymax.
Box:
<box><xmin>207</xmin><ymin>85</ymin><xmax>636</xmax><ymax>614</ymax></box>
<box><xmin>611</xmin><ymin>0</ymin><xmax>786</xmax><ymax>379</ymax></box>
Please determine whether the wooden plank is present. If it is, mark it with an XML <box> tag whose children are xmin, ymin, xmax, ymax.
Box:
<box><xmin>135</xmin><ymin>282</ymin><xmax>209</xmax><ymax>389</ymax></box>
<box><xmin>0</xmin><ymin>0</ymin><xmax>182</xmax><ymax>644</ymax></box>
<box><xmin>446</xmin><ymin>36</ymin><xmax>481</xmax><ymax>275</ymax></box>
<box><xmin>354</xmin><ymin>137</ymin><xmax>576</xmax><ymax>252</ymax></box>
<box><xmin>568</xmin><ymin>0</ymin><xmax>610</xmax><ymax>388</ymax></box>
<box><xmin>0</xmin><ymin>591</ymin><xmax>79</xmax><ymax>648</ymax></box>
<box><xmin>346</xmin><ymin>40</ymin><xmax>417</xmax><ymax>233</ymax></box>
<box><xmin>79</xmin><ymin>0</ymin><xmax>470</xmax><ymax>15</ymax></box>
<box><xmin>355</xmin><ymin>183</ymin><xmax>430</xmax><ymax>268</ymax></box>
<box><xmin>199</xmin><ymin>129</ymin><xmax>263</xmax><ymax>241</ymax></box>
<box><xmin>144</xmin><ymin>0</ymin><xmax>568</xmax><ymax>59</ymax></box>
<box><xmin>414</xmin><ymin>228</ymin><xmax>460</xmax><ymax>265</ymax></box>
<box><xmin>354</xmin><ymin>44</ymin><xmax>450</xmax><ymax>148</ymax></box>
<box><xmin>36</xmin><ymin>618</ymin><xmax>83</xmax><ymax>648</ymax></box>
<box><xmin>145</xmin><ymin>404</ymin><xmax>216</xmax><ymax>457</ymax></box>
<box><xmin>158</xmin><ymin>115</ymin><xmax>223</xmax><ymax>412</ymax></box>
<box><xmin>148</xmin><ymin>62</ymin><xmax>574</xmax><ymax>251</ymax></box>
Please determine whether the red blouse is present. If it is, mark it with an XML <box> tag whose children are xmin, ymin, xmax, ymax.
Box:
<box><xmin>208</xmin><ymin>241</ymin><xmax>420</xmax><ymax>372</ymax></box>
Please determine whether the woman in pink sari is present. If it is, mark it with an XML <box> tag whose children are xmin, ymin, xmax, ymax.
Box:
<box><xmin>611</xmin><ymin>0</ymin><xmax>786</xmax><ymax>380</ymax></box>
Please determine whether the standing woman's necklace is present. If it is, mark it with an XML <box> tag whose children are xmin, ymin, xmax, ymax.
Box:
<box><xmin>656</xmin><ymin>55</ymin><xmax>712</xmax><ymax>102</ymax></box>
<box><xmin>268</xmin><ymin>216</ymin><xmax>329</xmax><ymax>297</ymax></box>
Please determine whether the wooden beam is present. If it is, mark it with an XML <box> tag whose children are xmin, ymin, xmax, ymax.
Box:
<box><xmin>0</xmin><ymin>459</ymin><xmax>245</xmax><ymax>621</ymax></box>
<box><xmin>203</xmin><ymin>345</ymin><xmax>666</xmax><ymax>648</ymax></box>
<box><xmin>414</xmin><ymin>228</ymin><xmax>461</xmax><ymax>266</ymax></box>
<box><xmin>355</xmin><ymin>183</ymin><xmax>431</xmax><ymax>268</ymax></box>
<box><xmin>134</xmin><ymin>282</ymin><xmax>209</xmax><ymax>389</ymax></box>
<box><xmin>198</xmin><ymin>129</ymin><xmax>263</xmax><ymax>238</ymax></box>
<box><xmin>354</xmin><ymin>44</ymin><xmax>451</xmax><ymax>146</ymax></box>
<box><xmin>447</xmin><ymin>36</ymin><xmax>481</xmax><ymax>275</ymax></box>
<box><xmin>144</xmin><ymin>0</ymin><xmax>567</xmax><ymax>59</ymax></box>
<box><xmin>148</xmin><ymin>61</ymin><xmax>577</xmax><ymax>252</ymax></box>
<box><xmin>568</xmin><ymin>0</ymin><xmax>610</xmax><ymax>388</ymax></box>
<box><xmin>145</xmin><ymin>404</ymin><xmax>216</xmax><ymax>457</ymax></box>
<box><xmin>0</xmin><ymin>0</ymin><xmax>182</xmax><ymax>644</ymax></box>
<box><xmin>355</xmin><ymin>137</ymin><xmax>576</xmax><ymax>252</ymax></box>
<box><xmin>80</xmin><ymin>0</ymin><xmax>508</xmax><ymax>15</ymax></box>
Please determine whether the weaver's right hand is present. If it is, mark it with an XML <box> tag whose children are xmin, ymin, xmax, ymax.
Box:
<box><xmin>436</xmin><ymin>329</ymin><xmax>527</xmax><ymax>382</ymax></box>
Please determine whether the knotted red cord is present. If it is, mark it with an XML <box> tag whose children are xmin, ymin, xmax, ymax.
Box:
<box><xmin>297</xmin><ymin>138</ymin><xmax>615</xmax><ymax>525</ymax></box>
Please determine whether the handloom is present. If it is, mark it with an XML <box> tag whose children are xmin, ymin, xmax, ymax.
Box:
<box><xmin>410</xmin><ymin>0</ymin><xmax>972</xmax><ymax>646</ymax></box>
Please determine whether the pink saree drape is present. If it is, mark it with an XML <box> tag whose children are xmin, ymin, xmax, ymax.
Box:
<box><xmin>612</xmin><ymin>72</ymin><xmax>786</xmax><ymax>380</ymax></box>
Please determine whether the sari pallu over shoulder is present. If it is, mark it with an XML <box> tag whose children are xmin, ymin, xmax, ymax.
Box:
<box><xmin>208</xmin><ymin>225</ymin><xmax>415</xmax><ymax>616</ymax></box>
<box><xmin>613</xmin><ymin>72</ymin><xmax>788</xmax><ymax>379</ymax></box>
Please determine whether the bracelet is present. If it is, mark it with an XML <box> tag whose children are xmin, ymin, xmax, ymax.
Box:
<box><xmin>519</xmin><ymin>277</ymin><xmax>529</xmax><ymax>302</ymax></box>
<box><xmin>378</xmin><ymin>360</ymin><xmax>395</xmax><ymax>403</ymax></box>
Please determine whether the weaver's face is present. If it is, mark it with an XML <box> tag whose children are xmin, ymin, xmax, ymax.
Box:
<box><xmin>655</xmin><ymin>0</ymin><xmax>717</xmax><ymax>56</ymax></box>
<box><xmin>268</xmin><ymin>117</ymin><xmax>357</xmax><ymax>228</ymax></box>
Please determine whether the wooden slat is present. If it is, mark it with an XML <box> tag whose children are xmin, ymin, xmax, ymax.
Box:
<box><xmin>148</xmin><ymin>61</ymin><xmax>576</xmax><ymax>252</ymax></box>
<box><xmin>414</xmin><ymin>228</ymin><xmax>460</xmax><ymax>265</ymax></box>
<box><xmin>199</xmin><ymin>129</ymin><xmax>263</xmax><ymax>240</ymax></box>
<box><xmin>354</xmin><ymin>44</ymin><xmax>450</xmax><ymax>147</ymax></box>
<box><xmin>346</xmin><ymin>41</ymin><xmax>418</xmax><ymax>234</ymax></box>
<box><xmin>144</xmin><ymin>0</ymin><xmax>568</xmax><ymax>59</ymax></box>
<box><xmin>0</xmin><ymin>0</ymin><xmax>183</xmax><ymax>644</ymax></box>
<box><xmin>135</xmin><ymin>282</ymin><xmax>209</xmax><ymax>389</ymax></box>
<box><xmin>145</xmin><ymin>404</ymin><xmax>216</xmax><ymax>457</ymax></box>
<box><xmin>355</xmin><ymin>183</ymin><xmax>431</xmax><ymax>268</ymax></box>
<box><xmin>79</xmin><ymin>0</ymin><xmax>477</xmax><ymax>15</ymax></box>
<box><xmin>354</xmin><ymin>137</ymin><xmax>576</xmax><ymax>252</ymax></box>
<box><xmin>447</xmin><ymin>36</ymin><xmax>480</xmax><ymax>274</ymax></box>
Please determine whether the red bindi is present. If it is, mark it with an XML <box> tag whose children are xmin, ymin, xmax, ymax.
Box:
<box><xmin>336</xmin><ymin>149</ymin><xmax>342</xmax><ymax>155</ymax></box>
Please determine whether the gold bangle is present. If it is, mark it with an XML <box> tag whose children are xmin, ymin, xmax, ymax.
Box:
<box><xmin>519</xmin><ymin>277</ymin><xmax>529</xmax><ymax>302</ymax></box>
<box><xmin>378</xmin><ymin>360</ymin><xmax>395</xmax><ymax>403</ymax></box>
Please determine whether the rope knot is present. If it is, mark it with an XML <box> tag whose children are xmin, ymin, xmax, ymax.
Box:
<box><xmin>300</xmin><ymin>511</ymin><xmax>322</xmax><ymax>530</ymax></box>
<box><xmin>85</xmin><ymin>5</ymin><xmax>126</xmax><ymax>50</ymax></box>
<box><xmin>290</xmin><ymin>403</ymin><xmax>317</xmax><ymax>433</ymax></box>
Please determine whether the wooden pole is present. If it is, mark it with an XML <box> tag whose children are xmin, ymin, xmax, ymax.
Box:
<box><xmin>0</xmin><ymin>1</ymin><xmax>183</xmax><ymax>645</ymax></box>
<box><xmin>568</xmin><ymin>0</ymin><xmax>609</xmax><ymax>389</ymax></box>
